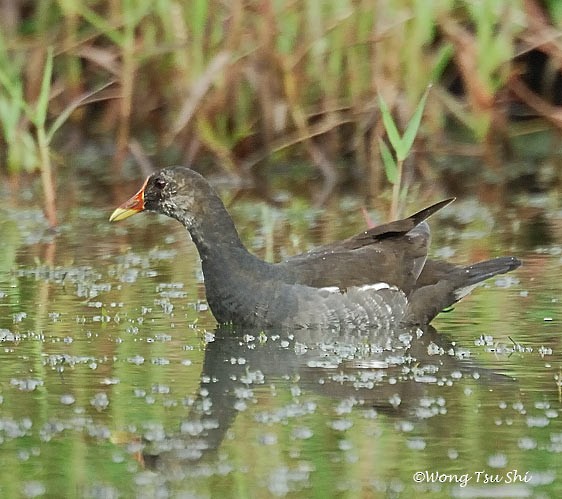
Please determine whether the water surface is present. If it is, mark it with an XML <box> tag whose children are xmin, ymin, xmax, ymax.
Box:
<box><xmin>0</xmin><ymin>172</ymin><xmax>559</xmax><ymax>498</ymax></box>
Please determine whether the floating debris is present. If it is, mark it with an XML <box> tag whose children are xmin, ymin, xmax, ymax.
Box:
<box><xmin>90</xmin><ymin>392</ymin><xmax>110</xmax><ymax>412</ymax></box>
<box><xmin>10</xmin><ymin>379</ymin><xmax>43</xmax><ymax>392</ymax></box>
<box><xmin>60</xmin><ymin>394</ymin><xmax>76</xmax><ymax>405</ymax></box>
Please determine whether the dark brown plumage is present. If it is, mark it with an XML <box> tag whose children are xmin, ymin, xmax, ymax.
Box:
<box><xmin>110</xmin><ymin>166</ymin><xmax>521</xmax><ymax>329</ymax></box>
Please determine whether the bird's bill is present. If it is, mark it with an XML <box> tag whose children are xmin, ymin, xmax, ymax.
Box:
<box><xmin>109</xmin><ymin>177</ymin><xmax>149</xmax><ymax>222</ymax></box>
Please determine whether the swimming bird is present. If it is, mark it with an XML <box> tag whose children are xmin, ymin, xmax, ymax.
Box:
<box><xmin>110</xmin><ymin>167</ymin><xmax>520</xmax><ymax>329</ymax></box>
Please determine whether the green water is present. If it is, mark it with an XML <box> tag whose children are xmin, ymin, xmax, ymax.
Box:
<box><xmin>0</xmin><ymin>172</ymin><xmax>559</xmax><ymax>498</ymax></box>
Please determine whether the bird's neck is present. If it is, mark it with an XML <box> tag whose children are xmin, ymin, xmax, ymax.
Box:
<box><xmin>186</xmin><ymin>198</ymin><xmax>257</xmax><ymax>266</ymax></box>
<box><xmin>190</xmin><ymin>220</ymin><xmax>238</xmax><ymax>256</ymax></box>
<box><xmin>185</xmin><ymin>201</ymin><xmax>277</xmax><ymax>324</ymax></box>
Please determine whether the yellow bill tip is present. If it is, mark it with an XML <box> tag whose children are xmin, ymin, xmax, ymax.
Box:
<box><xmin>109</xmin><ymin>207</ymin><xmax>141</xmax><ymax>222</ymax></box>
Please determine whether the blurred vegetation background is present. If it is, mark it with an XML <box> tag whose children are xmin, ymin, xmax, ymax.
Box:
<box><xmin>1</xmin><ymin>0</ymin><xmax>562</xmax><ymax>226</ymax></box>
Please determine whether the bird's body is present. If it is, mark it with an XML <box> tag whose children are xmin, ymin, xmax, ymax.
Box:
<box><xmin>110</xmin><ymin>167</ymin><xmax>520</xmax><ymax>329</ymax></box>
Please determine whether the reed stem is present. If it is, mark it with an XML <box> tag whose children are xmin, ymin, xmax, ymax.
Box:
<box><xmin>37</xmin><ymin>127</ymin><xmax>57</xmax><ymax>227</ymax></box>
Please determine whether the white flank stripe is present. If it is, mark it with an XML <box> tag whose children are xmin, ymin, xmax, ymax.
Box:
<box><xmin>357</xmin><ymin>282</ymin><xmax>391</xmax><ymax>292</ymax></box>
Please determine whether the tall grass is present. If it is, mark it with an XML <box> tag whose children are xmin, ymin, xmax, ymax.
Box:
<box><xmin>0</xmin><ymin>30</ymin><xmax>39</xmax><ymax>173</ymax></box>
<box><xmin>379</xmin><ymin>87</ymin><xmax>430</xmax><ymax>219</ymax></box>
<box><xmin>0</xmin><ymin>0</ymin><xmax>551</xmax><ymax>221</ymax></box>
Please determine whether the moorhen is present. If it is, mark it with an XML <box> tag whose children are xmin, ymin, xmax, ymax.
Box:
<box><xmin>109</xmin><ymin>167</ymin><xmax>520</xmax><ymax>329</ymax></box>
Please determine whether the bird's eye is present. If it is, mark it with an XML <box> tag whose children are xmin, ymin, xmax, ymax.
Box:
<box><xmin>154</xmin><ymin>178</ymin><xmax>166</xmax><ymax>190</ymax></box>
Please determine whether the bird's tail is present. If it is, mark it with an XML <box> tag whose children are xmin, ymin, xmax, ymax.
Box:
<box><xmin>454</xmin><ymin>256</ymin><xmax>521</xmax><ymax>300</ymax></box>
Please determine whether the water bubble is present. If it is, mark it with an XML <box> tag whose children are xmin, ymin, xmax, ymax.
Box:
<box><xmin>292</xmin><ymin>427</ymin><xmax>313</xmax><ymax>440</ymax></box>
<box><xmin>329</xmin><ymin>419</ymin><xmax>353</xmax><ymax>431</ymax></box>
<box><xmin>406</xmin><ymin>438</ymin><xmax>426</xmax><ymax>450</ymax></box>
<box><xmin>388</xmin><ymin>394</ymin><xmax>401</xmax><ymax>408</ymax></box>
<box><xmin>12</xmin><ymin>312</ymin><xmax>27</xmax><ymax>323</ymax></box>
<box><xmin>60</xmin><ymin>394</ymin><xmax>75</xmax><ymax>405</ymax></box>
<box><xmin>151</xmin><ymin>384</ymin><xmax>170</xmax><ymax>394</ymax></box>
<box><xmin>151</xmin><ymin>358</ymin><xmax>170</xmax><ymax>366</ymax></box>
<box><xmin>11</xmin><ymin>378</ymin><xmax>43</xmax><ymax>392</ymax></box>
<box><xmin>0</xmin><ymin>329</ymin><xmax>19</xmax><ymax>342</ymax></box>
<box><xmin>526</xmin><ymin>416</ymin><xmax>549</xmax><ymax>428</ymax></box>
<box><xmin>90</xmin><ymin>392</ymin><xmax>110</xmax><ymax>412</ymax></box>
<box><xmin>259</xmin><ymin>433</ymin><xmax>278</xmax><ymax>445</ymax></box>
<box><xmin>487</xmin><ymin>453</ymin><xmax>507</xmax><ymax>468</ymax></box>
<box><xmin>22</xmin><ymin>481</ymin><xmax>46</xmax><ymax>498</ymax></box>
<box><xmin>518</xmin><ymin>437</ymin><xmax>537</xmax><ymax>450</ymax></box>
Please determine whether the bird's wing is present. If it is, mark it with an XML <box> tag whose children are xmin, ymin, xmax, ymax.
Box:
<box><xmin>278</xmin><ymin>199</ymin><xmax>455</xmax><ymax>291</ymax></box>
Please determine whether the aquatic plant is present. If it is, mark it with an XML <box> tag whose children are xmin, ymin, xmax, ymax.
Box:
<box><xmin>1</xmin><ymin>0</ymin><xmax>560</xmax><ymax>211</ymax></box>
<box><xmin>378</xmin><ymin>87</ymin><xmax>429</xmax><ymax>219</ymax></box>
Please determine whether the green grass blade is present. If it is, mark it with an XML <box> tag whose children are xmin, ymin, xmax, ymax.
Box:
<box><xmin>378</xmin><ymin>94</ymin><xmax>402</xmax><ymax>158</ymax></box>
<box><xmin>0</xmin><ymin>67</ymin><xmax>25</xmax><ymax>123</ymax></box>
<box><xmin>378</xmin><ymin>138</ymin><xmax>398</xmax><ymax>184</ymax></box>
<box><xmin>74</xmin><ymin>4</ymin><xmax>124</xmax><ymax>46</ymax></box>
<box><xmin>33</xmin><ymin>47</ymin><xmax>54</xmax><ymax>128</ymax></box>
<box><xmin>431</xmin><ymin>44</ymin><xmax>454</xmax><ymax>82</ymax></box>
<box><xmin>400</xmin><ymin>85</ymin><xmax>430</xmax><ymax>160</ymax></box>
